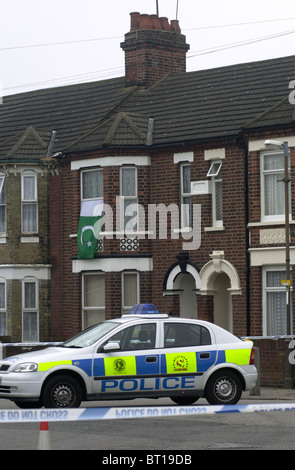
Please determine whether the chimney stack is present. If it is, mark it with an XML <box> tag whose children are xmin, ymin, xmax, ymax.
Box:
<box><xmin>121</xmin><ymin>12</ymin><xmax>190</xmax><ymax>88</ymax></box>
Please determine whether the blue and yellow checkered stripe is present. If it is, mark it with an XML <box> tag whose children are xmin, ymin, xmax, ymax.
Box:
<box><xmin>37</xmin><ymin>348</ymin><xmax>252</xmax><ymax>377</ymax></box>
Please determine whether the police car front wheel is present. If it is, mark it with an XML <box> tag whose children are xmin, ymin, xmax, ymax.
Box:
<box><xmin>205</xmin><ymin>370</ymin><xmax>242</xmax><ymax>405</ymax></box>
<box><xmin>42</xmin><ymin>375</ymin><xmax>83</xmax><ymax>408</ymax></box>
<box><xmin>170</xmin><ymin>396</ymin><xmax>199</xmax><ymax>405</ymax></box>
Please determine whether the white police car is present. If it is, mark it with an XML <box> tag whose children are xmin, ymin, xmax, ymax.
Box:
<box><xmin>0</xmin><ymin>305</ymin><xmax>257</xmax><ymax>408</ymax></box>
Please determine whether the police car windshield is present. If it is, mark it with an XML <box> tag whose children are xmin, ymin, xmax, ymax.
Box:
<box><xmin>62</xmin><ymin>322</ymin><xmax>120</xmax><ymax>348</ymax></box>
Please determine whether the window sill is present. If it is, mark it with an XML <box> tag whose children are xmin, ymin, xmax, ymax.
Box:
<box><xmin>173</xmin><ymin>227</ymin><xmax>192</xmax><ymax>234</ymax></box>
<box><xmin>204</xmin><ymin>226</ymin><xmax>225</xmax><ymax>232</ymax></box>
<box><xmin>21</xmin><ymin>236</ymin><xmax>39</xmax><ymax>243</ymax></box>
<box><xmin>0</xmin><ymin>234</ymin><xmax>7</xmax><ymax>244</ymax></box>
<box><xmin>248</xmin><ymin>220</ymin><xmax>294</xmax><ymax>228</ymax></box>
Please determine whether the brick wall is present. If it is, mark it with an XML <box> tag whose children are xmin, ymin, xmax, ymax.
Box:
<box><xmin>0</xmin><ymin>169</ymin><xmax>52</xmax><ymax>341</ymax></box>
<box><xmin>252</xmin><ymin>338</ymin><xmax>295</xmax><ymax>387</ymax></box>
<box><xmin>50</xmin><ymin>141</ymin><xmax>252</xmax><ymax>339</ymax></box>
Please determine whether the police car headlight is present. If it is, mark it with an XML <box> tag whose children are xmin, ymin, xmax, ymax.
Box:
<box><xmin>11</xmin><ymin>362</ymin><xmax>38</xmax><ymax>373</ymax></box>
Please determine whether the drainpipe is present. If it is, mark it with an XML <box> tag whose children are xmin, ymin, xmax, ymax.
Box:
<box><xmin>236</xmin><ymin>136</ymin><xmax>251</xmax><ymax>336</ymax></box>
<box><xmin>244</xmin><ymin>144</ymin><xmax>251</xmax><ymax>337</ymax></box>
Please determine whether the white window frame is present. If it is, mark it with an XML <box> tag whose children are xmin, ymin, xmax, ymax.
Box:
<box><xmin>81</xmin><ymin>168</ymin><xmax>103</xmax><ymax>202</ymax></box>
<box><xmin>207</xmin><ymin>161</ymin><xmax>222</xmax><ymax>178</ymax></box>
<box><xmin>0</xmin><ymin>176</ymin><xmax>6</xmax><ymax>234</ymax></box>
<box><xmin>180</xmin><ymin>163</ymin><xmax>192</xmax><ymax>229</ymax></box>
<box><xmin>21</xmin><ymin>173</ymin><xmax>38</xmax><ymax>233</ymax></box>
<box><xmin>207</xmin><ymin>160</ymin><xmax>223</xmax><ymax>227</ymax></box>
<box><xmin>260</xmin><ymin>150</ymin><xmax>291</xmax><ymax>222</ymax></box>
<box><xmin>82</xmin><ymin>273</ymin><xmax>105</xmax><ymax>329</ymax></box>
<box><xmin>120</xmin><ymin>166</ymin><xmax>138</xmax><ymax>232</ymax></box>
<box><xmin>262</xmin><ymin>266</ymin><xmax>292</xmax><ymax>336</ymax></box>
<box><xmin>122</xmin><ymin>271</ymin><xmax>139</xmax><ymax>314</ymax></box>
<box><xmin>22</xmin><ymin>278</ymin><xmax>39</xmax><ymax>341</ymax></box>
<box><xmin>0</xmin><ymin>279</ymin><xmax>7</xmax><ymax>336</ymax></box>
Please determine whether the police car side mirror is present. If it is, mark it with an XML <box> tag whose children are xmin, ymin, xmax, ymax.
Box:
<box><xmin>103</xmin><ymin>342</ymin><xmax>121</xmax><ymax>352</ymax></box>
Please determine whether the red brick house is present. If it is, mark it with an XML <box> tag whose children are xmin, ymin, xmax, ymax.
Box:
<box><xmin>0</xmin><ymin>12</ymin><xmax>295</xmax><ymax>385</ymax></box>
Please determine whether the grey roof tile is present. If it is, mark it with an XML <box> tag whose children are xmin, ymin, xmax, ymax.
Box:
<box><xmin>0</xmin><ymin>55</ymin><xmax>295</xmax><ymax>151</ymax></box>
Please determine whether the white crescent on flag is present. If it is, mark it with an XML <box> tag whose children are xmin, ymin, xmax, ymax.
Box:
<box><xmin>80</xmin><ymin>225</ymin><xmax>96</xmax><ymax>244</ymax></box>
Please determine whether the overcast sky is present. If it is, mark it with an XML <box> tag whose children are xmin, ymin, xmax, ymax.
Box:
<box><xmin>1</xmin><ymin>0</ymin><xmax>295</xmax><ymax>96</ymax></box>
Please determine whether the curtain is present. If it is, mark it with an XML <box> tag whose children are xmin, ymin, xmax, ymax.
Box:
<box><xmin>264</xmin><ymin>154</ymin><xmax>285</xmax><ymax>216</ymax></box>
<box><xmin>22</xmin><ymin>176</ymin><xmax>37</xmax><ymax>232</ymax></box>
<box><xmin>82</xmin><ymin>170</ymin><xmax>103</xmax><ymax>199</ymax></box>
<box><xmin>23</xmin><ymin>312</ymin><xmax>38</xmax><ymax>341</ymax></box>
<box><xmin>266</xmin><ymin>270</ymin><xmax>288</xmax><ymax>335</ymax></box>
<box><xmin>215</xmin><ymin>180</ymin><xmax>223</xmax><ymax>222</ymax></box>
<box><xmin>83</xmin><ymin>274</ymin><xmax>105</xmax><ymax>328</ymax></box>
<box><xmin>124</xmin><ymin>273</ymin><xmax>138</xmax><ymax>308</ymax></box>
<box><xmin>0</xmin><ymin>178</ymin><xmax>5</xmax><ymax>233</ymax></box>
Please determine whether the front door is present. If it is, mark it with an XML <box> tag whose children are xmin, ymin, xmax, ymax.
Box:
<box><xmin>92</xmin><ymin>322</ymin><xmax>160</xmax><ymax>397</ymax></box>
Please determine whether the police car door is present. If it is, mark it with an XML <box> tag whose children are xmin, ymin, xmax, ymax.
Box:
<box><xmin>161</xmin><ymin>321</ymin><xmax>217</xmax><ymax>393</ymax></box>
<box><xmin>92</xmin><ymin>322</ymin><xmax>160</xmax><ymax>397</ymax></box>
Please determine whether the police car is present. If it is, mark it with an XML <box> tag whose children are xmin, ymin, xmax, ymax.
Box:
<box><xmin>0</xmin><ymin>305</ymin><xmax>257</xmax><ymax>409</ymax></box>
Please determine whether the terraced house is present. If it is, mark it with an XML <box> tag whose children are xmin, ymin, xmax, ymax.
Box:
<box><xmin>0</xmin><ymin>12</ymin><xmax>295</xmax><ymax>385</ymax></box>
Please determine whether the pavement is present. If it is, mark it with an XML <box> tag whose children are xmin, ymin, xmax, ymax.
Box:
<box><xmin>243</xmin><ymin>387</ymin><xmax>295</xmax><ymax>401</ymax></box>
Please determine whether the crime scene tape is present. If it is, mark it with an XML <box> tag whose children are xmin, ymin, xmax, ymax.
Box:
<box><xmin>1</xmin><ymin>403</ymin><xmax>295</xmax><ymax>423</ymax></box>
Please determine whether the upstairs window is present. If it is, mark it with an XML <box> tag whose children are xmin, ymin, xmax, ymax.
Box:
<box><xmin>261</xmin><ymin>151</ymin><xmax>290</xmax><ymax>222</ymax></box>
<box><xmin>81</xmin><ymin>168</ymin><xmax>103</xmax><ymax>201</ymax></box>
<box><xmin>207</xmin><ymin>160</ymin><xmax>223</xmax><ymax>226</ymax></box>
<box><xmin>0</xmin><ymin>176</ymin><xmax>6</xmax><ymax>233</ymax></box>
<box><xmin>22</xmin><ymin>174</ymin><xmax>38</xmax><ymax>233</ymax></box>
<box><xmin>180</xmin><ymin>164</ymin><xmax>191</xmax><ymax>228</ymax></box>
<box><xmin>120</xmin><ymin>166</ymin><xmax>138</xmax><ymax>232</ymax></box>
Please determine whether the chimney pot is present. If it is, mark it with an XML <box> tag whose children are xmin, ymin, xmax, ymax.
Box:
<box><xmin>150</xmin><ymin>14</ymin><xmax>162</xmax><ymax>30</ymax></box>
<box><xmin>130</xmin><ymin>12</ymin><xmax>140</xmax><ymax>31</ymax></box>
<box><xmin>170</xmin><ymin>19</ymin><xmax>181</xmax><ymax>33</ymax></box>
<box><xmin>139</xmin><ymin>14</ymin><xmax>152</xmax><ymax>29</ymax></box>
<box><xmin>159</xmin><ymin>17</ymin><xmax>170</xmax><ymax>31</ymax></box>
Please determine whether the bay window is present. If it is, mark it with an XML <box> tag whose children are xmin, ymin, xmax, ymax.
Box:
<box><xmin>22</xmin><ymin>174</ymin><xmax>38</xmax><ymax>233</ymax></box>
<box><xmin>0</xmin><ymin>280</ymin><xmax>6</xmax><ymax>336</ymax></box>
<box><xmin>22</xmin><ymin>278</ymin><xmax>38</xmax><ymax>341</ymax></box>
<box><xmin>120</xmin><ymin>166</ymin><xmax>138</xmax><ymax>232</ymax></box>
<box><xmin>82</xmin><ymin>273</ymin><xmax>105</xmax><ymax>328</ymax></box>
<box><xmin>122</xmin><ymin>272</ymin><xmax>139</xmax><ymax>314</ymax></box>
<box><xmin>0</xmin><ymin>176</ymin><xmax>6</xmax><ymax>233</ymax></box>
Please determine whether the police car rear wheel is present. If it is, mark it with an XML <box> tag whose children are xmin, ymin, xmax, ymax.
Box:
<box><xmin>205</xmin><ymin>370</ymin><xmax>242</xmax><ymax>405</ymax></box>
<box><xmin>42</xmin><ymin>375</ymin><xmax>82</xmax><ymax>408</ymax></box>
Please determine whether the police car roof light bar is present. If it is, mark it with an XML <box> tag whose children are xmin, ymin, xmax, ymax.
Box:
<box><xmin>130</xmin><ymin>304</ymin><xmax>159</xmax><ymax>315</ymax></box>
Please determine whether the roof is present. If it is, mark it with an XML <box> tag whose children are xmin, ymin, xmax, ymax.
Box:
<box><xmin>0</xmin><ymin>55</ymin><xmax>295</xmax><ymax>156</ymax></box>
<box><xmin>0</xmin><ymin>126</ymin><xmax>54</xmax><ymax>161</ymax></box>
<box><xmin>243</xmin><ymin>96</ymin><xmax>295</xmax><ymax>131</ymax></box>
<box><xmin>0</xmin><ymin>77</ymin><xmax>135</xmax><ymax>156</ymax></box>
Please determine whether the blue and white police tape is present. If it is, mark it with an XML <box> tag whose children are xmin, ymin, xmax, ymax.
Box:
<box><xmin>1</xmin><ymin>403</ymin><xmax>295</xmax><ymax>423</ymax></box>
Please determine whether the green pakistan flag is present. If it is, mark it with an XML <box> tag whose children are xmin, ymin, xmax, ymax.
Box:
<box><xmin>77</xmin><ymin>200</ymin><xmax>103</xmax><ymax>259</ymax></box>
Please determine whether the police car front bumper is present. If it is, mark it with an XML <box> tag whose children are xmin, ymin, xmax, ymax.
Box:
<box><xmin>0</xmin><ymin>372</ymin><xmax>43</xmax><ymax>399</ymax></box>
